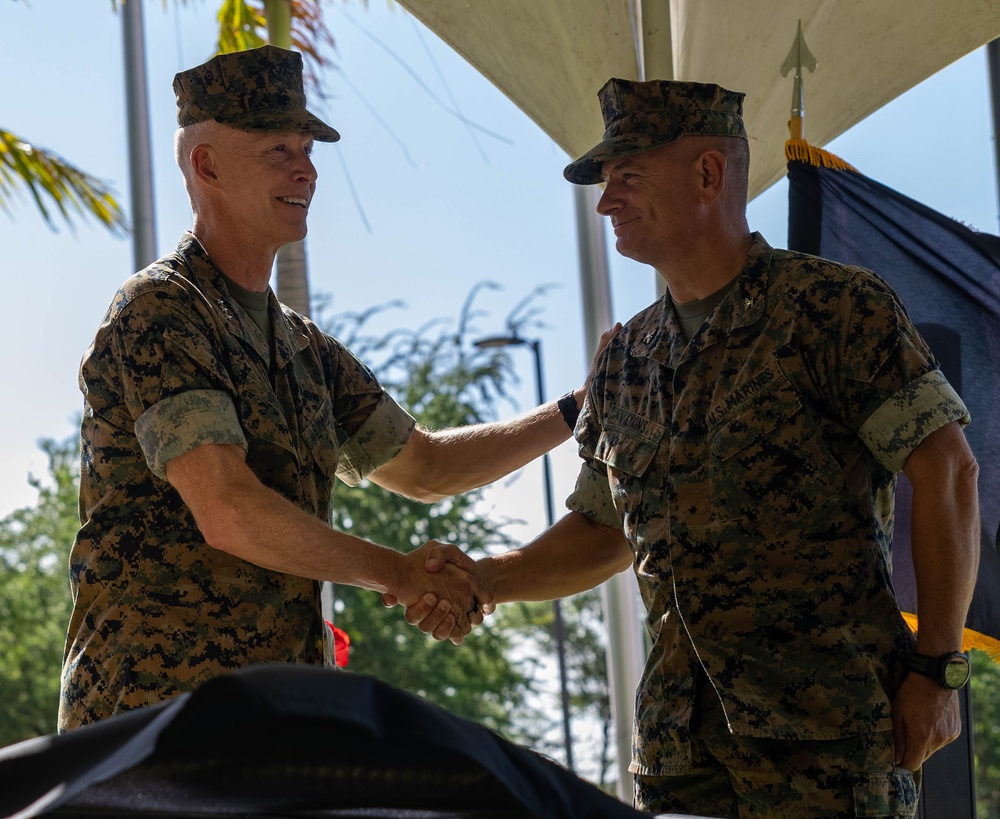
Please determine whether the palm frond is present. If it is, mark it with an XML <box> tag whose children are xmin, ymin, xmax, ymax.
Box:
<box><xmin>0</xmin><ymin>129</ymin><xmax>129</xmax><ymax>236</ymax></box>
<box><xmin>212</xmin><ymin>1</ymin><xmax>337</xmax><ymax>96</ymax></box>
<box><xmin>217</xmin><ymin>0</ymin><xmax>268</xmax><ymax>53</ymax></box>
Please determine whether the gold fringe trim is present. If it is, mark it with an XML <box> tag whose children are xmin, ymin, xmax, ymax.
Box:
<box><xmin>784</xmin><ymin>138</ymin><xmax>858</xmax><ymax>172</ymax></box>
<box><xmin>900</xmin><ymin>611</ymin><xmax>1000</xmax><ymax>663</ymax></box>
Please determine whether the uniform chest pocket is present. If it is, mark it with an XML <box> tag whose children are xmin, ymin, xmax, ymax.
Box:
<box><xmin>594</xmin><ymin>405</ymin><xmax>665</xmax><ymax>479</ymax></box>
<box><xmin>301</xmin><ymin>394</ymin><xmax>338</xmax><ymax>479</ymax></box>
<box><xmin>709</xmin><ymin>373</ymin><xmax>842</xmax><ymax>534</ymax></box>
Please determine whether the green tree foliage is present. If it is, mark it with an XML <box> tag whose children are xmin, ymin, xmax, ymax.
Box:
<box><xmin>0</xmin><ymin>435</ymin><xmax>80</xmax><ymax>744</ymax></box>
<box><xmin>973</xmin><ymin>648</ymin><xmax>1000</xmax><ymax>817</ymax></box>
<box><xmin>321</xmin><ymin>285</ymin><xmax>617</xmax><ymax>772</ymax></box>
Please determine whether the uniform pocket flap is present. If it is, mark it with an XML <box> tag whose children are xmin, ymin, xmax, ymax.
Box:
<box><xmin>594</xmin><ymin>406</ymin><xmax>664</xmax><ymax>478</ymax></box>
<box><xmin>710</xmin><ymin>371</ymin><xmax>802</xmax><ymax>461</ymax></box>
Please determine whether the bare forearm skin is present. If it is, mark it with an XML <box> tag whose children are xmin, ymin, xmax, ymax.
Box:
<box><xmin>371</xmin><ymin>389</ymin><xmax>584</xmax><ymax>504</ymax></box>
<box><xmin>166</xmin><ymin>443</ymin><xmax>480</xmax><ymax>617</ymax></box>
<box><xmin>480</xmin><ymin>511</ymin><xmax>633</xmax><ymax>603</ymax></box>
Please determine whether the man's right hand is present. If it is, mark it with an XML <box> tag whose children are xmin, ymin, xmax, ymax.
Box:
<box><xmin>388</xmin><ymin>541</ymin><xmax>491</xmax><ymax>643</ymax></box>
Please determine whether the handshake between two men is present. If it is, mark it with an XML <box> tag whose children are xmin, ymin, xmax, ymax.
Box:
<box><xmin>384</xmin><ymin>512</ymin><xmax>635</xmax><ymax>645</ymax></box>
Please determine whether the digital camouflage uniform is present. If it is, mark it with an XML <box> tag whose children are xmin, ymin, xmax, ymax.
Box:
<box><xmin>58</xmin><ymin>233</ymin><xmax>414</xmax><ymax>731</ymax></box>
<box><xmin>566</xmin><ymin>234</ymin><xmax>969</xmax><ymax>813</ymax></box>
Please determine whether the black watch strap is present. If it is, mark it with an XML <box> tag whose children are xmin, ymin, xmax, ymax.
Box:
<box><xmin>909</xmin><ymin>651</ymin><xmax>971</xmax><ymax>689</ymax></box>
<box><xmin>557</xmin><ymin>392</ymin><xmax>580</xmax><ymax>431</ymax></box>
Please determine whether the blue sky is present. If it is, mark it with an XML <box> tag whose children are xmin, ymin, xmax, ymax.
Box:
<box><xmin>1</xmin><ymin>1</ymin><xmax>997</xmax><ymax>535</ymax></box>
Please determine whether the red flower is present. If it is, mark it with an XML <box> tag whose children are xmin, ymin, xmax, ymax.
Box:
<box><xmin>325</xmin><ymin>620</ymin><xmax>351</xmax><ymax>667</ymax></box>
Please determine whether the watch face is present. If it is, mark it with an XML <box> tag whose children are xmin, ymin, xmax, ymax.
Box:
<box><xmin>944</xmin><ymin>655</ymin><xmax>971</xmax><ymax>688</ymax></box>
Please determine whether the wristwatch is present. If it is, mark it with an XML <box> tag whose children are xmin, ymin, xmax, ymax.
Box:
<box><xmin>908</xmin><ymin>651</ymin><xmax>971</xmax><ymax>689</ymax></box>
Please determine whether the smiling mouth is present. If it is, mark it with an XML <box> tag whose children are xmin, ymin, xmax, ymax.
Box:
<box><xmin>612</xmin><ymin>217</ymin><xmax>638</xmax><ymax>232</ymax></box>
<box><xmin>278</xmin><ymin>196</ymin><xmax>309</xmax><ymax>209</ymax></box>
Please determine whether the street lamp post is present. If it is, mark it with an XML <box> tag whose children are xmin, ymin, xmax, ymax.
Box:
<box><xmin>474</xmin><ymin>334</ymin><xmax>575</xmax><ymax>772</ymax></box>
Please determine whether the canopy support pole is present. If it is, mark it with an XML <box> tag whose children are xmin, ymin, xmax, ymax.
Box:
<box><xmin>577</xmin><ymin>3</ymin><xmax>676</xmax><ymax>800</ymax></box>
<box><xmin>575</xmin><ymin>185</ymin><xmax>646</xmax><ymax>802</ymax></box>
<box><xmin>987</xmin><ymin>38</ymin><xmax>1000</xmax><ymax>231</ymax></box>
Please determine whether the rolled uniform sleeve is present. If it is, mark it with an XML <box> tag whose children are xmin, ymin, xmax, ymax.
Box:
<box><xmin>567</xmin><ymin>460</ymin><xmax>621</xmax><ymax>529</ymax></box>
<box><xmin>136</xmin><ymin>389</ymin><xmax>246</xmax><ymax>479</ymax></box>
<box><xmin>860</xmin><ymin>370</ymin><xmax>970</xmax><ymax>472</ymax></box>
<box><xmin>308</xmin><ymin>337</ymin><xmax>415</xmax><ymax>486</ymax></box>
<box><xmin>829</xmin><ymin>273</ymin><xmax>970</xmax><ymax>472</ymax></box>
<box><xmin>335</xmin><ymin>391</ymin><xmax>415</xmax><ymax>486</ymax></box>
<box><xmin>106</xmin><ymin>287</ymin><xmax>246</xmax><ymax>478</ymax></box>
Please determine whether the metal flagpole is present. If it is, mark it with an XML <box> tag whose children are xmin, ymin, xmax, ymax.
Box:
<box><xmin>528</xmin><ymin>339</ymin><xmax>576</xmax><ymax>772</ymax></box>
<box><xmin>121</xmin><ymin>0</ymin><xmax>158</xmax><ymax>271</ymax></box>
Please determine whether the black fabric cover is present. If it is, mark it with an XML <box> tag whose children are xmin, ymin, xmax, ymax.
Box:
<box><xmin>0</xmin><ymin>665</ymin><xmax>656</xmax><ymax>819</ymax></box>
<box><xmin>787</xmin><ymin>159</ymin><xmax>1000</xmax><ymax>650</ymax></box>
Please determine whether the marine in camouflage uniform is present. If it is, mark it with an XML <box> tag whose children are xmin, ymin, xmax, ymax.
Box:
<box><xmin>59</xmin><ymin>232</ymin><xmax>413</xmax><ymax>729</ymax></box>
<box><xmin>567</xmin><ymin>235</ymin><xmax>966</xmax><ymax>815</ymax></box>
<box><xmin>59</xmin><ymin>46</ymin><xmax>585</xmax><ymax>732</ymax></box>
<box><xmin>462</xmin><ymin>79</ymin><xmax>980</xmax><ymax>817</ymax></box>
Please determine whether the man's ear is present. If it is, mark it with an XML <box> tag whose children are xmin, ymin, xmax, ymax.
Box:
<box><xmin>190</xmin><ymin>144</ymin><xmax>221</xmax><ymax>188</ymax></box>
<box><xmin>696</xmin><ymin>150</ymin><xmax>727</xmax><ymax>204</ymax></box>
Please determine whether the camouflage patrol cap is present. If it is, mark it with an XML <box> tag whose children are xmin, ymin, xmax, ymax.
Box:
<box><xmin>564</xmin><ymin>78</ymin><xmax>746</xmax><ymax>184</ymax></box>
<box><xmin>173</xmin><ymin>45</ymin><xmax>339</xmax><ymax>142</ymax></box>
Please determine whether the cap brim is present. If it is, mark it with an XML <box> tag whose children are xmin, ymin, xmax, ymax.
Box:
<box><xmin>563</xmin><ymin>133</ymin><xmax>682</xmax><ymax>185</ymax></box>
<box><xmin>220</xmin><ymin>107</ymin><xmax>340</xmax><ymax>143</ymax></box>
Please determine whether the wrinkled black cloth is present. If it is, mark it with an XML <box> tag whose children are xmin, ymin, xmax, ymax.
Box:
<box><xmin>0</xmin><ymin>665</ymin><xmax>660</xmax><ymax>819</ymax></box>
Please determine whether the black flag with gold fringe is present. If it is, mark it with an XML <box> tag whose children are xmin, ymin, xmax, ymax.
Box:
<box><xmin>786</xmin><ymin>150</ymin><xmax>1000</xmax><ymax>661</ymax></box>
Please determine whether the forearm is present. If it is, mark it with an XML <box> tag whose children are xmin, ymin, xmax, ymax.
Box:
<box><xmin>427</xmin><ymin>393</ymin><xmax>582</xmax><ymax>494</ymax></box>
<box><xmin>372</xmin><ymin>390</ymin><xmax>582</xmax><ymax>502</ymax></box>
<box><xmin>369</xmin><ymin>324</ymin><xmax>621</xmax><ymax>503</ymax></box>
<box><xmin>167</xmin><ymin>443</ymin><xmax>435</xmax><ymax>605</ymax></box>
<box><xmin>907</xmin><ymin>483</ymin><xmax>979</xmax><ymax>653</ymax></box>
<box><xmin>903</xmin><ymin>423</ymin><xmax>980</xmax><ymax>653</ymax></box>
<box><xmin>196</xmin><ymin>465</ymin><xmax>405</xmax><ymax>592</ymax></box>
<box><xmin>481</xmin><ymin>511</ymin><xmax>632</xmax><ymax>603</ymax></box>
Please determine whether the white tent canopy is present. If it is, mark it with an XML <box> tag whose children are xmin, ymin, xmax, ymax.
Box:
<box><xmin>397</xmin><ymin>0</ymin><xmax>1000</xmax><ymax>199</ymax></box>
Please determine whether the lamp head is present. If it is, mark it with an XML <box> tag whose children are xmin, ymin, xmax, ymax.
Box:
<box><xmin>473</xmin><ymin>335</ymin><xmax>528</xmax><ymax>349</ymax></box>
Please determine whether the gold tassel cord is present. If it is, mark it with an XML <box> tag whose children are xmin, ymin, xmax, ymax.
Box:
<box><xmin>900</xmin><ymin>612</ymin><xmax>1000</xmax><ymax>663</ymax></box>
<box><xmin>784</xmin><ymin>137</ymin><xmax>858</xmax><ymax>172</ymax></box>
<box><xmin>784</xmin><ymin>115</ymin><xmax>858</xmax><ymax>172</ymax></box>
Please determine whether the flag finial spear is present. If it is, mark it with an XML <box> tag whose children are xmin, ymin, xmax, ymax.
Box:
<box><xmin>782</xmin><ymin>19</ymin><xmax>856</xmax><ymax>172</ymax></box>
<box><xmin>781</xmin><ymin>20</ymin><xmax>817</xmax><ymax>128</ymax></box>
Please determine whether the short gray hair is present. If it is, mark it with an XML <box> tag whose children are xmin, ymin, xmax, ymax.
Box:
<box><xmin>173</xmin><ymin>120</ymin><xmax>216</xmax><ymax>174</ymax></box>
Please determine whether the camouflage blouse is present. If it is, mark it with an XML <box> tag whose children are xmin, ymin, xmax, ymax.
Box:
<box><xmin>59</xmin><ymin>233</ymin><xmax>414</xmax><ymax>731</ymax></box>
<box><xmin>566</xmin><ymin>234</ymin><xmax>970</xmax><ymax>775</ymax></box>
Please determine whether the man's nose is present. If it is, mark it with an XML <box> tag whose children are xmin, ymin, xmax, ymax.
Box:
<box><xmin>596</xmin><ymin>184</ymin><xmax>619</xmax><ymax>216</ymax></box>
<box><xmin>294</xmin><ymin>151</ymin><xmax>318</xmax><ymax>183</ymax></box>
